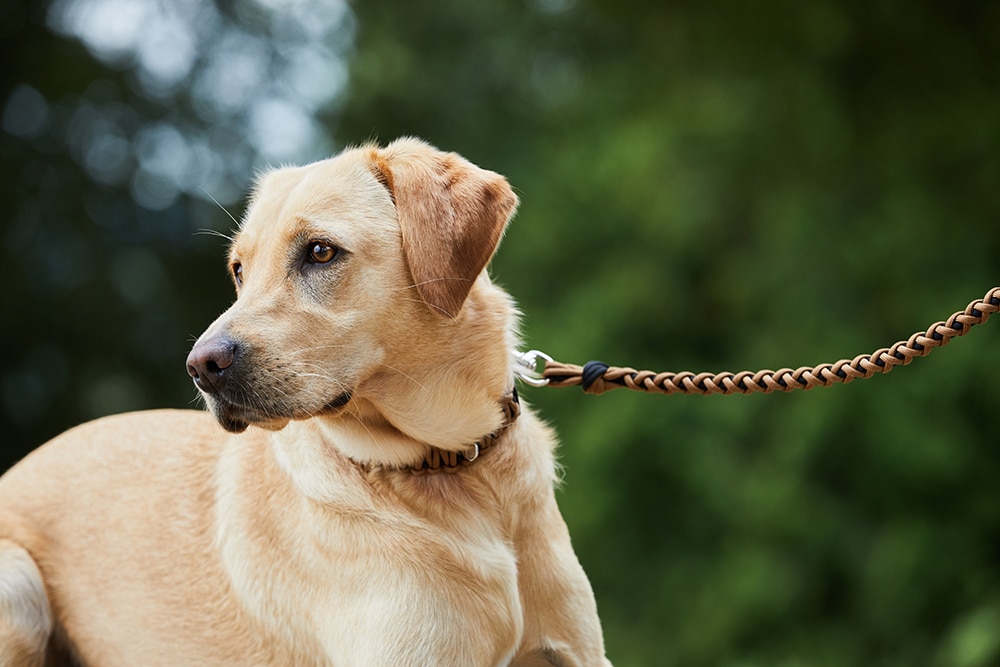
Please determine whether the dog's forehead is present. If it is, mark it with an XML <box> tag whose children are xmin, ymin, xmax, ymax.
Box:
<box><xmin>232</xmin><ymin>150</ymin><xmax>395</xmax><ymax>261</ymax></box>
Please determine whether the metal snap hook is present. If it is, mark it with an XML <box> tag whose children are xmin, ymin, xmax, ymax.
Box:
<box><xmin>514</xmin><ymin>349</ymin><xmax>552</xmax><ymax>387</ymax></box>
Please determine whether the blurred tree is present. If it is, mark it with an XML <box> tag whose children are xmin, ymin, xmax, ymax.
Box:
<box><xmin>2</xmin><ymin>0</ymin><xmax>999</xmax><ymax>665</ymax></box>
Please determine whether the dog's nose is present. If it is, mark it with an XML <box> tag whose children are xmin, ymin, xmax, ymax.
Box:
<box><xmin>186</xmin><ymin>336</ymin><xmax>239</xmax><ymax>393</ymax></box>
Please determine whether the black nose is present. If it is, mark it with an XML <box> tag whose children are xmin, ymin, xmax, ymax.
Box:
<box><xmin>186</xmin><ymin>336</ymin><xmax>239</xmax><ymax>393</ymax></box>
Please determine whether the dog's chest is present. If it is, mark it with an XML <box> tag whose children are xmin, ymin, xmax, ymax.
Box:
<box><xmin>314</xmin><ymin>514</ymin><xmax>522</xmax><ymax>664</ymax></box>
<box><xmin>217</xmin><ymin>461</ymin><xmax>524</xmax><ymax>665</ymax></box>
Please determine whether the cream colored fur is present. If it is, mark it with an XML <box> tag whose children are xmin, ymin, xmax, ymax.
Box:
<box><xmin>0</xmin><ymin>138</ymin><xmax>611</xmax><ymax>666</ymax></box>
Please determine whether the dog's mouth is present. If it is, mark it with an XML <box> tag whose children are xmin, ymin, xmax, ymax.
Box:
<box><xmin>324</xmin><ymin>391</ymin><xmax>353</xmax><ymax>412</ymax></box>
<box><xmin>209</xmin><ymin>391</ymin><xmax>354</xmax><ymax>434</ymax></box>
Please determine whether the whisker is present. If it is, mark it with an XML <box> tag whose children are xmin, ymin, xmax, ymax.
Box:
<box><xmin>194</xmin><ymin>228</ymin><xmax>236</xmax><ymax>243</ymax></box>
<box><xmin>345</xmin><ymin>404</ymin><xmax>378</xmax><ymax>444</ymax></box>
<box><xmin>379</xmin><ymin>363</ymin><xmax>427</xmax><ymax>392</ymax></box>
<box><xmin>399</xmin><ymin>297</ymin><xmax>458</xmax><ymax>321</ymax></box>
<box><xmin>392</xmin><ymin>277</ymin><xmax>472</xmax><ymax>292</ymax></box>
<box><xmin>293</xmin><ymin>372</ymin><xmax>339</xmax><ymax>382</ymax></box>
<box><xmin>285</xmin><ymin>362</ymin><xmax>342</xmax><ymax>384</ymax></box>
<box><xmin>284</xmin><ymin>344</ymin><xmax>351</xmax><ymax>357</ymax></box>
<box><xmin>199</xmin><ymin>186</ymin><xmax>242</xmax><ymax>228</ymax></box>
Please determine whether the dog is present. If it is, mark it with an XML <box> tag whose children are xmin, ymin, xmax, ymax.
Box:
<box><xmin>0</xmin><ymin>138</ymin><xmax>612</xmax><ymax>665</ymax></box>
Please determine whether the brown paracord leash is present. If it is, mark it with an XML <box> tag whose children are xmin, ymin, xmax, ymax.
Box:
<box><xmin>519</xmin><ymin>286</ymin><xmax>999</xmax><ymax>397</ymax></box>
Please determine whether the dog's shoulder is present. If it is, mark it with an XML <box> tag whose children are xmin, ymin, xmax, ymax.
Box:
<box><xmin>0</xmin><ymin>409</ymin><xmax>231</xmax><ymax>526</ymax></box>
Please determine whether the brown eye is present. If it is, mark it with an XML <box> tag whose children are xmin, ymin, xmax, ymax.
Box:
<box><xmin>307</xmin><ymin>242</ymin><xmax>338</xmax><ymax>264</ymax></box>
<box><xmin>232</xmin><ymin>262</ymin><xmax>243</xmax><ymax>286</ymax></box>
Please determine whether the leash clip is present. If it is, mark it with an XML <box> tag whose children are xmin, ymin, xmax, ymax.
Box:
<box><xmin>514</xmin><ymin>349</ymin><xmax>552</xmax><ymax>387</ymax></box>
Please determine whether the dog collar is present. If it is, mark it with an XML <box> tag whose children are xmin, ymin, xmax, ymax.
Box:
<box><xmin>405</xmin><ymin>386</ymin><xmax>521</xmax><ymax>475</ymax></box>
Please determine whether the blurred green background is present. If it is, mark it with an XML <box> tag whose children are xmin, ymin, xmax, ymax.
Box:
<box><xmin>2</xmin><ymin>1</ymin><xmax>999</xmax><ymax>664</ymax></box>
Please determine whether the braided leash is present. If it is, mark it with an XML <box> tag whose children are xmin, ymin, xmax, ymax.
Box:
<box><xmin>525</xmin><ymin>286</ymin><xmax>1000</xmax><ymax>397</ymax></box>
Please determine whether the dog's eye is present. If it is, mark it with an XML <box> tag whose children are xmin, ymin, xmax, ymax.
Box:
<box><xmin>232</xmin><ymin>263</ymin><xmax>243</xmax><ymax>286</ymax></box>
<box><xmin>307</xmin><ymin>242</ymin><xmax>339</xmax><ymax>265</ymax></box>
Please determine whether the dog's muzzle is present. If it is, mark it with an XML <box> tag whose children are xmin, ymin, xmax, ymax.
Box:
<box><xmin>186</xmin><ymin>335</ymin><xmax>354</xmax><ymax>433</ymax></box>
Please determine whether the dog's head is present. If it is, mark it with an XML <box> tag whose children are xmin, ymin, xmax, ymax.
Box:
<box><xmin>186</xmin><ymin>138</ymin><xmax>520</xmax><ymax>463</ymax></box>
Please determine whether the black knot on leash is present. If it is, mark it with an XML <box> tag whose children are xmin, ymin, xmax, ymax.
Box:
<box><xmin>581</xmin><ymin>360</ymin><xmax>610</xmax><ymax>393</ymax></box>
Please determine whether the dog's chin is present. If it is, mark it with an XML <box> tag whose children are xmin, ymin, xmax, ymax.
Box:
<box><xmin>211</xmin><ymin>404</ymin><xmax>251</xmax><ymax>434</ymax></box>
<box><xmin>207</xmin><ymin>391</ymin><xmax>353</xmax><ymax>434</ymax></box>
<box><xmin>218</xmin><ymin>415</ymin><xmax>250</xmax><ymax>434</ymax></box>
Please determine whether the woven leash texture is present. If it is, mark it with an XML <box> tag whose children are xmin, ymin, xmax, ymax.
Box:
<box><xmin>542</xmin><ymin>287</ymin><xmax>1000</xmax><ymax>396</ymax></box>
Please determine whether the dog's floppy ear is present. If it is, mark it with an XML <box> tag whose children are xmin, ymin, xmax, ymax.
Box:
<box><xmin>368</xmin><ymin>138</ymin><xmax>518</xmax><ymax>318</ymax></box>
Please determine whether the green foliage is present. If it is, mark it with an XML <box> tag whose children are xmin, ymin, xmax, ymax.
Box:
<box><xmin>2</xmin><ymin>0</ymin><xmax>999</xmax><ymax>664</ymax></box>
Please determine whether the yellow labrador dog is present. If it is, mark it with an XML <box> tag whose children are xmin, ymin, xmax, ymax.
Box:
<box><xmin>0</xmin><ymin>138</ymin><xmax>611</xmax><ymax>666</ymax></box>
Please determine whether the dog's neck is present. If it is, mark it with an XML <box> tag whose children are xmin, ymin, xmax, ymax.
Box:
<box><xmin>271</xmin><ymin>385</ymin><xmax>519</xmax><ymax>501</ymax></box>
<box><xmin>385</xmin><ymin>387</ymin><xmax>521</xmax><ymax>474</ymax></box>
<box><xmin>307</xmin><ymin>373</ymin><xmax>516</xmax><ymax>471</ymax></box>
